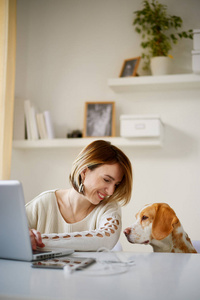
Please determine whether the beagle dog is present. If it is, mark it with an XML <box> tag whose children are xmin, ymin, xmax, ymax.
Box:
<box><xmin>124</xmin><ymin>203</ymin><xmax>197</xmax><ymax>253</ymax></box>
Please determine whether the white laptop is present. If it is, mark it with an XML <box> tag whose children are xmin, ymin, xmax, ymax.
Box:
<box><xmin>0</xmin><ymin>180</ymin><xmax>74</xmax><ymax>261</ymax></box>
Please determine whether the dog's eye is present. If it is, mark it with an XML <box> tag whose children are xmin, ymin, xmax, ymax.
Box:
<box><xmin>141</xmin><ymin>215</ymin><xmax>148</xmax><ymax>221</ymax></box>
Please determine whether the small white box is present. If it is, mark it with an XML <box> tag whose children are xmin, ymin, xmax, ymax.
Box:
<box><xmin>193</xmin><ymin>29</ymin><xmax>200</xmax><ymax>50</ymax></box>
<box><xmin>192</xmin><ymin>50</ymin><xmax>200</xmax><ymax>74</ymax></box>
<box><xmin>120</xmin><ymin>115</ymin><xmax>163</xmax><ymax>138</ymax></box>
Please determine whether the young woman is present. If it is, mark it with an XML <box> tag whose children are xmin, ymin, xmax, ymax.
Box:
<box><xmin>26</xmin><ymin>140</ymin><xmax>133</xmax><ymax>251</ymax></box>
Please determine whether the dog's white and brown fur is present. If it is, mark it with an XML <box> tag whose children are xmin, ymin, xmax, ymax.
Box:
<box><xmin>124</xmin><ymin>203</ymin><xmax>197</xmax><ymax>253</ymax></box>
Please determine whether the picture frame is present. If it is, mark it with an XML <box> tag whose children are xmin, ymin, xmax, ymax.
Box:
<box><xmin>83</xmin><ymin>102</ymin><xmax>115</xmax><ymax>137</ymax></box>
<box><xmin>119</xmin><ymin>57</ymin><xmax>141</xmax><ymax>77</ymax></box>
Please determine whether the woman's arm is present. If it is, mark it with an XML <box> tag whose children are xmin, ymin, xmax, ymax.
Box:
<box><xmin>41</xmin><ymin>214</ymin><xmax>121</xmax><ymax>251</ymax></box>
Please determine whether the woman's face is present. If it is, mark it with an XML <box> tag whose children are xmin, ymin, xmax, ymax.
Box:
<box><xmin>82</xmin><ymin>163</ymin><xmax>124</xmax><ymax>205</ymax></box>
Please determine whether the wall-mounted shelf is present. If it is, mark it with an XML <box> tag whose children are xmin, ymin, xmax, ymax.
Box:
<box><xmin>12</xmin><ymin>137</ymin><xmax>163</xmax><ymax>149</ymax></box>
<box><xmin>108</xmin><ymin>73</ymin><xmax>200</xmax><ymax>93</ymax></box>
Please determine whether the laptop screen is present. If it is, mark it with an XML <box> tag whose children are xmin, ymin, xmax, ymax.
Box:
<box><xmin>0</xmin><ymin>180</ymin><xmax>74</xmax><ymax>261</ymax></box>
<box><xmin>0</xmin><ymin>180</ymin><xmax>34</xmax><ymax>261</ymax></box>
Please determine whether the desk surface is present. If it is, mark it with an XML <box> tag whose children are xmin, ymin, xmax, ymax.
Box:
<box><xmin>1</xmin><ymin>251</ymin><xmax>200</xmax><ymax>300</ymax></box>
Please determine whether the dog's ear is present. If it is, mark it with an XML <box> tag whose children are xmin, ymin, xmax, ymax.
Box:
<box><xmin>152</xmin><ymin>204</ymin><xmax>179</xmax><ymax>240</ymax></box>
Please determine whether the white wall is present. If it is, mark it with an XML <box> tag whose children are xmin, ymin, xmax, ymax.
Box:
<box><xmin>12</xmin><ymin>0</ymin><xmax>200</xmax><ymax>252</ymax></box>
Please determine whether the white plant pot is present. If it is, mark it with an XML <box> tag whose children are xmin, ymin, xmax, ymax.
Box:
<box><xmin>150</xmin><ymin>56</ymin><xmax>172</xmax><ymax>76</ymax></box>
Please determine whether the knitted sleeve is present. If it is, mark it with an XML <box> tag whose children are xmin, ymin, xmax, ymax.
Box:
<box><xmin>41</xmin><ymin>204</ymin><xmax>121</xmax><ymax>251</ymax></box>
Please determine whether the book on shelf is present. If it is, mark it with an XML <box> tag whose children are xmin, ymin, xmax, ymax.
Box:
<box><xmin>24</xmin><ymin>100</ymin><xmax>32</xmax><ymax>140</ymax></box>
<box><xmin>36</xmin><ymin>111</ymin><xmax>55</xmax><ymax>140</ymax></box>
<box><xmin>43</xmin><ymin>110</ymin><xmax>55</xmax><ymax>139</ymax></box>
<box><xmin>36</xmin><ymin>113</ymin><xmax>48</xmax><ymax>139</ymax></box>
<box><xmin>14</xmin><ymin>99</ymin><xmax>55</xmax><ymax>141</ymax></box>
<box><xmin>30</xmin><ymin>105</ymin><xmax>39</xmax><ymax>140</ymax></box>
<box><xmin>24</xmin><ymin>100</ymin><xmax>39</xmax><ymax>140</ymax></box>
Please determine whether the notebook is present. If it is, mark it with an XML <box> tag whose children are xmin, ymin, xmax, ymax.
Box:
<box><xmin>0</xmin><ymin>180</ymin><xmax>74</xmax><ymax>261</ymax></box>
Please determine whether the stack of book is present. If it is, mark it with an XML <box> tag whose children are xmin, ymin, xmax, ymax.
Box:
<box><xmin>24</xmin><ymin>100</ymin><xmax>55</xmax><ymax>140</ymax></box>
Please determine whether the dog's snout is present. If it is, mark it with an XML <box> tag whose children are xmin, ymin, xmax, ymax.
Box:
<box><xmin>124</xmin><ymin>227</ymin><xmax>131</xmax><ymax>236</ymax></box>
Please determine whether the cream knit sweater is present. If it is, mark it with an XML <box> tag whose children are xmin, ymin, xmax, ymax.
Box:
<box><xmin>25</xmin><ymin>190</ymin><xmax>121</xmax><ymax>251</ymax></box>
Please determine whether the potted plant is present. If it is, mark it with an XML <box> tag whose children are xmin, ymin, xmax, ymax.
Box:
<box><xmin>133</xmin><ymin>0</ymin><xmax>193</xmax><ymax>75</ymax></box>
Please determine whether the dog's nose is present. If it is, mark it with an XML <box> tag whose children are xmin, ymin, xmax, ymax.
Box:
<box><xmin>123</xmin><ymin>227</ymin><xmax>131</xmax><ymax>236</ymax></box>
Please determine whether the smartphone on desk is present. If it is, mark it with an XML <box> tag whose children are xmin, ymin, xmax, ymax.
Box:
<box><xmin>32</xmin><ymin>257</ymin><xmax>96</xmax><ymax>271</ymax></box>
<box><xmin>32</xmin><ymin>261</ymin><xmax>66</xmax><ymax>269</ymax></box>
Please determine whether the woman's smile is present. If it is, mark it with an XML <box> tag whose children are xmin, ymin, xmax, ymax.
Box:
<box><xmin>97</xmin><ymin>191</ymin><xmax>106</xmax><ymax>200</ymax></box>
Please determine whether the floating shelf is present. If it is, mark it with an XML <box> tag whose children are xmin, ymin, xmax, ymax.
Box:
<box><xmin>12</xmin><ymin>137</ymin><xmax>163</xmax><ymax>149</ymax></box>
<box><xmin>108</xmin><ymin>73</ymin><xmax>200</xmax><ymax>93</ymax></box>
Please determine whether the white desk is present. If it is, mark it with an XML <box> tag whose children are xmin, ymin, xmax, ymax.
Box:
<box><xmin>0</xmin><ymin>252</ymin><xmax>200</xmax><ymax>300</ymax></box>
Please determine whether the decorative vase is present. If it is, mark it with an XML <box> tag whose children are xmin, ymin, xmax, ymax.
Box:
<box><xmin>150</xmin><ymin>56</ymin><xmax>173</xmax><ymax>76</ymax></box>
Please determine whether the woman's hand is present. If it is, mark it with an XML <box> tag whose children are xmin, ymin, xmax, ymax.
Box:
<box><xmin>29</xmin><ymin>229</ymin><xmax>45</xmax><ymax>250</ymax></box>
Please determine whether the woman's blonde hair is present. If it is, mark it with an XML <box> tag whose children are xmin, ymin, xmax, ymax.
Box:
<box><xmin>69</xmin><ymin>140</ymin><xmax>133</xmax><ymax>206</ymax></box>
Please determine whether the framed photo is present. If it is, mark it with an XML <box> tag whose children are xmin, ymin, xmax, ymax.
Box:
<box><xmin>83</xmin><ymin>102</ymin><xmax>115</xmax><ymax>137</ymax></box>
<box><xmin>119</xmin><ymin>57</ymin><xmax>141</xmax><ymax>77</ymax></box>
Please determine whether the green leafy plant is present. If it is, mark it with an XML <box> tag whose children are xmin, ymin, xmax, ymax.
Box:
<box><xmin>133</xmin><ymin>0</ymin><xmax>193</xmax><ymax>70</ymax></box>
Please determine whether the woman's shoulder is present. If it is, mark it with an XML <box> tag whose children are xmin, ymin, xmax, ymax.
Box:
<box><xmin>25</xmin><ymin>189</ymin><xmax>57</xmax><ymax>208</ymax></box>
